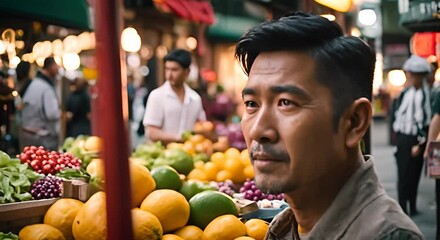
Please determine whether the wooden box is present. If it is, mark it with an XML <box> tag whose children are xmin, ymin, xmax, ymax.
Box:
<box><xmin>0</xmin><ymin>198</ymin><xmax>58</xmax><ymax>233</ymax></box>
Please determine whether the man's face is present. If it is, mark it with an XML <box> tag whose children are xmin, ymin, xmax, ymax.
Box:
<box><xmin>241</xmin><ymin>51</ymin><xmax>346</xmax><ymax>195</ymax></box>
<box><xmin>165</xmin><ymin>61</ymin><xmax>189</xmax><ymax>87</ymax></box>
<box><xmin>48</xmin><ymin>63</ymin><xmax>59</xmax><ymax>78</ymax></box>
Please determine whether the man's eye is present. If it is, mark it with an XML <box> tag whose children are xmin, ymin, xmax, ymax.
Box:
<box><xmin>244</xmin><ymin>101</ymin><xmax>258</xmax><ymax>108</ymax></box>
<box><xmin>279</xmin><ymin>99</ymin><xmax>295</xmax><ymax>106</ymax></box>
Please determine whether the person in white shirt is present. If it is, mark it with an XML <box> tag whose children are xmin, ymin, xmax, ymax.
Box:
<box><xmin>392</xmin><ymin>54</ymin><xmax>432</xmax><ymax>216</ymax></box>
<box><xmin>142</xmin><ymin>49</ymin><xmax>206</xmax><ymax>145</ymax></box>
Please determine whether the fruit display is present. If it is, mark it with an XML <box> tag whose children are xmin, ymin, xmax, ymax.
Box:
<box><xmin>18</xmin><ymin>146</ymin><xmax>82</xmax><ymax>175</ymax></box>
<box><xmin>2</xmin><ymin>131</ymin><xmax>282</xmax><ymax>240</ymax></box>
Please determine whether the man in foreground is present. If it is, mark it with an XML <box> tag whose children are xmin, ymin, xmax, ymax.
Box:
<box><xmin>236</xmin><ymin>12</ymin><xmax>423</xmax><ymax>239</ymax></box>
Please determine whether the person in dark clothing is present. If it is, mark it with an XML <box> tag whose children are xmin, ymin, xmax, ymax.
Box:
<box><xmin>16</xmin><ymin>61</ymin><xmax>33</xmax><ymax>97</ymax></box>
<box><xmin>65</xmin><ymin>78</ymin><xmax>91</xmax><ymax>137</ymax></box>
<box><xmin>392</xmin><ymin>55</ymin><xmax>432</xmax><ymax>216</ymax></box>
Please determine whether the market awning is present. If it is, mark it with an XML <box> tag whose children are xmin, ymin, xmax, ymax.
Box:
<box><xmin>0</xmin><ymin>0</ymin><xmax>92</xmax><ymax>30</ymax></box>
<box><xmin>153</xmin><ymin>0</ymin><xmax>215</xmax><ymax>25</ymax></box>
<box><xmin>207</xmin><ymin>14</ymin><xmax>261</xmax><ymax>42</ymax></box>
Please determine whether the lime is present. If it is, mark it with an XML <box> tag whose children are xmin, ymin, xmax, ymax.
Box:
<box><xmin>188</xmin><ymin>190</ymin><xmax>239</xmax><ymax>229</ymax></box>
<box><xmin>151</xmin><ymin>166</ymin><xmax>183</xmax><ymax>190</ymax></box>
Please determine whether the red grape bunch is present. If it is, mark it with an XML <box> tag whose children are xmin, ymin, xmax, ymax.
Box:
<box><xmin>18</xmin><ymin>146</ymin><xmax>82</xmax><ymax>175</ymax></box>
<box><xmin>30</xmin><ymin>175</ymin><xmax>63</xmax><ymax>200</ymax></box>
<box><xmin>239</xmin><ymin>179</ymin><xmax>284</xmax><ymax>201</ymax></box>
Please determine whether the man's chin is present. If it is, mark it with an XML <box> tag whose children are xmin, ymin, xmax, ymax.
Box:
<box><xmin>254</xmin><ymin>175</ymin><xmax>285</xmax><ymax>195</ymax></box>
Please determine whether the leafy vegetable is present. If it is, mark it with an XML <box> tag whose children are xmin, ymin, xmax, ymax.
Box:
<box><xmin>0</xmin><ymin>150</ymin><xmax>43</xmax><ymax>203</ymax></box>
<box><xmin>0</xmin><ymin>232</ymin><xmax>19</xmax><ymax>240</ymax></box>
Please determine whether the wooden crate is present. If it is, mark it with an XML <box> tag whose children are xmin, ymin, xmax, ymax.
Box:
<box><xmin>0</xmin><ymin>198</ymin><xmax>58</xmax><ymax>233</ymax></box>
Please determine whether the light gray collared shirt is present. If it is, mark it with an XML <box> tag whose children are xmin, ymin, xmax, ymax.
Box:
<box><xmin>266</xmin><ymin>156</ymin><xmax>424</xmax><ymax>240</ymax></box>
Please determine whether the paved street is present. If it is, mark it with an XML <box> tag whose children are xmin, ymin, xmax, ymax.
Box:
<box><xmin>371</xmin><ymin>119</ymin><xmax>436</xmax><ymax>239</ymax></box>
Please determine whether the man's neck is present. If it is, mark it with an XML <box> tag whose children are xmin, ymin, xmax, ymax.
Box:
<box><xmin>170</xmin><ymin>83</ymin><xmax>185</xmax><ymax>102</ymax></box>
<box><xmin>287</xmin><ymin>152</ymin><xmax>364</xmax><ymax>233</ymax></box>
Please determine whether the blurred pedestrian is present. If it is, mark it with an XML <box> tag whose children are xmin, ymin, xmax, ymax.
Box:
<box><xmin>65</xmin><ymin>77</ymin><xmax>91</xmax><ymax>137</ymax></box>
<box><xmin>20</xmin><ymin>57</ymin><xmax>61</xmax><ymax>150</ymax></box>
<box><xmin>142</xmin><ymin>49</ymin><xmax>206</xmax><ymax>145</ymax></box>
<box><xmin>392</xmin><ymin>54</ymin><xmax>432</xmax><ymax>216</ymax></box>
<box><xmin>237</xmin><ymin>12</ymin><xmax>423</xmax><ymax>239</ymax></box>
<box><xmin>424</xmin><ymin>63</ymin><xmax>440</xmax><ymax>239</ymax></box>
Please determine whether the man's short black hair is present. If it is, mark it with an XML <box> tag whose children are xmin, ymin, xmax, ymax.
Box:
<box><xmin>43</xmin><ymin>57</ymin><xmax>56</xmax><ymax>70</ymax></box>
<box><xmin>16</xmin><ymin>61</ymin><xmax>31</xmax><ymax>80</ymax></box>
<box><xmin>163</xmin><ymin>49</ymin><xmax>192</xmax><ymax>69</ymax></box>
<box><xmin>235</xmin><ymin>12</ymin><xmax>376</xmax><ymax>131</ymax></box>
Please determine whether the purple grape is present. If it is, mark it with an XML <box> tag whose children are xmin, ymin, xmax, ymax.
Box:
<box><xmin>30</xmin><ymin>175</ymin><xmax>62</xmax><ymax>200</ymax></box>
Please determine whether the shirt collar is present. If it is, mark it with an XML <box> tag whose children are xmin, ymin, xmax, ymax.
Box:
<box><xmin>163</xmin><ymin>80</ymin><xmax>198</xmax><ymax>101</ymax></box>
<box><xmin>268</xmin><ymin>156</ymin><xmax>384</xmax><ymax>239</ymax></box>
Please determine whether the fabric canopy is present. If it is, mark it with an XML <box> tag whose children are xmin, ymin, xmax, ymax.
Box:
<box><xmin>154</xmin><ymin>0</ymin><xmax>215</xmax><ymax>25</ymax></box>
<box><xmin>0</xmin><ymin>0</ymin><xmax>92</xmax><ymax>30</ymax></box>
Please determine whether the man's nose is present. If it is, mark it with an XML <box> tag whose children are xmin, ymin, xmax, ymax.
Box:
<box><xmin>248</xmin><ymin>106</ymin><xmax>278</xmax><ymax>143</ymax></box>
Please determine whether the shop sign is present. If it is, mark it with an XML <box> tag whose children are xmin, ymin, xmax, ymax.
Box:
<box><xmin>398</xmin><ymin>0</ymin><xmax>440</xmax><ymax>31</ymax></box>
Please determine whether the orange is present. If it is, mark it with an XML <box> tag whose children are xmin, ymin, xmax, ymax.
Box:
<box><xmin>44</xmin><ymin>198</ymin><xmax>84</xmax><ymax>240</ymax></box>
<box><xmin>72</xmin><ymin>191</ymin><xmax>107</xmax><ymax>240</ymax></box>
<box><xmin>84</xmin><ymin>136</ymin><xmax>102</xmax><ymax>152</ymax></box>
<box><xmin>182</xmin><ymin>141</ymin><xmax>196</xmax><ymax>156</ymax></box>
<box><xmin>194</xmin><ymin>161</ymin><xmax>205</xmax><ymax>169</ymax></box>
<box><xmin>224</xmin><ymin>159</ymin><xmax>246</xmax><ymax>183</ymax></box>
<box><xmin>162</xmin><ymin>234</ymin><xmax>184</xmax><ymax>240</ymax></box>
<box><xmin>244</xmin><ymin>165</ymin><xmax>255</xmax><ymax>179</ymax></box>
<box><xmin>187</xmin><ymin>168</ymin><xmax>208</xmax><ymax>181</ymax></box>
<box><xmin>225</xmin><ymin>148</ymin><xmax>241</xmax><ymax>160</ymax></box>
<box><xmin>239</xmin><ymin>149</ymin><xmax>251</xmax><ymax>166</ymax></box>
<box><xmin>131</xmin><ymin>208</ymin><xmax>163</xmax><ymax>240</ymax></box>
<box><xmin>189</xmin><ymin>134</ymin><xmax>206</xmax><ymax>145</ymax></box>
<box><xmin>150</xmin><ymin>166</ymin><xmax>182</xmax><ymax>190</ymax></box>
<box><xmin>140</xmin><ymin>189</ymin><xmax>190</xmax><ymax>233</ymax></box>
<box><xmin>216</xmin><ymin>170</ymin><xmax>233</xmax><ymax>182</ymax></box>
<box><xmin>188</xmin><ymin>190</ymin><xmax>239</xmax><ymax>229</ymax></box>
<box><xmin>19</xmin><ymin>224</ymin><xmax>66</xmax><ymax>240</ymax></box>
<box><xmin>130</xmin><ymin>160</ymin><xmax>157</xmax><ymax>207</ymax></box>
<box><xmin>203</xmin><ymin>215</ymin><xmax>246</xmax><ymax>240</ymax></box>
<box><xmin>210</xmin><ymin>152</ymin><xmax>226</xmax><ymax>169</ymax></box>
<box><xmin>235</xmin><ymin>237</ymin><xmax>256</xmax><ymax>240</ymax></box>
<box><xmin>174</xmin><ymin>225</ymin><xmax>206</xmax><ymax>240</ymax></box>
<box><xmin>244</xmin><ymin>219</ymin><xmax>269</xmax><ymax>240</ymax></box>
<box><xmin>203</xmin><ymin>162</ymin><xmax>219</xmax><ymax>181</ymax></box>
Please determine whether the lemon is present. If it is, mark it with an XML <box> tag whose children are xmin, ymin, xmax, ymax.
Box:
<box><xmin>174</xmin><ymin>225</ymin><xmax>206</xmax><ymax>240</ymax></box>
<box><xmin>19</xmin><ymin>224</ymin><xmax>66</xmax><ymax>240</ymax></box>
<box><xmin>162</xmin><ymin>234</ymin><xmax>185</xmax><ymax>240</ymax></box>
<box><xmin>131</xmin><ymin>208</ymin><xmax>163</xmax><ymax>240</ymax></box>
<box><xmin>72</xmin><ymin>191</ymin><xmax>107</xmax><ymax>240</ymax></box>
<box><xmin>150</xmin><ymin>166</ymin><xmax>182</xmax><ymax>190</ymax></box>
<box><xmin>84</xmin><ymin>136</ymin><xmax>102</xmax><ymax>152</ymax></box>
<box><xmin>203</xmin><ymin>214</ymin><xmax>246</xmax><ymax>240</ymax></box>
<box><xmin>216</xmin><ymin>170</ymin><xmax>233</xmax><ymax>182</ymax></box>
<box><xmin>188</xmin><ymin>190</ymin><xmax>239</xmax><ymax>229</ymax></box>
<box><xmin>235</xmin><ymin>237</ymin><xmax>256</xmax><ymax>240</ymax></box>
<box><xmin>210</xmin><ymin>152</ymin><xmax>226</xmax><ymax>169</ymax></box>
<box><xmin>244</xmin><ymin>165</ymin><xmax>255</xmax><ymax>179</ymax></box>
<box><xmin>130</xmin><ymin>160</ymin><xmax>156</xmax><ymax>207</ymax></box>
<box><xmin>187</xmin><ymin>168</ymin><xmax>208</xmax><ymax>181</ymax></box>
<box><xmin>225</xmin><ymin>148</ymin><xmax>241</xmax><ymax>160</ymax></box>
<box><xmin>203</xmin><ymin>162</ymin><xmax>219</xmax><ymax>181</ymax></box>
<box><xmin>244</xmin><ymin>219</ymin><xmax>269</xmax><ymax>240</ymax></box>
<box><xmin>44</xmin><ymin>198</ymin><xmax>84</xmax><ymax>240</ymax></box>
<box><xmin>140</xmin><ymin>189</ymin><xmax>190</xmax><ymax>232</ymax></box>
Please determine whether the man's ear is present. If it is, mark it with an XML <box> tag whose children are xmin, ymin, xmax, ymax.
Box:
<box><xmin>344</xmin><ymin>98</ymin><xmax>372</xmax><ymax>148</ymax></box>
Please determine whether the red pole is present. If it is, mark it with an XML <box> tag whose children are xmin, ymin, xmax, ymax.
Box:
<box><xmin>94</xmin><ymin>0</ymin><xmax>133</xmax><ymax>239</ymax></box>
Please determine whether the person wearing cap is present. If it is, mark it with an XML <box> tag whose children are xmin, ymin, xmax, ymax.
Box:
<box><xmin>392</xmin><ymin>54</ymin><xmax>432</xmax><ymax>216</ymax></box>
